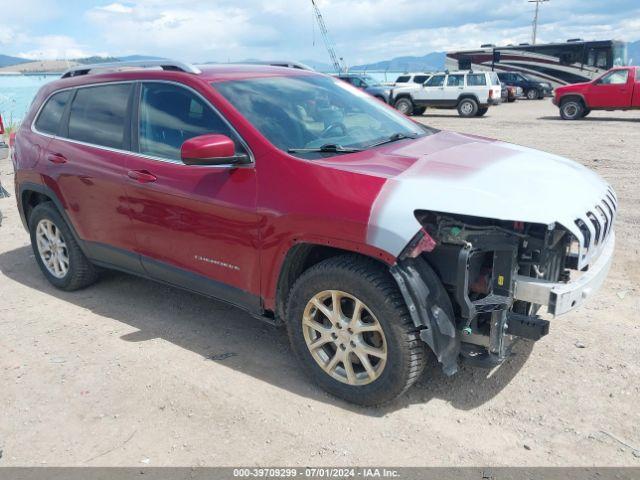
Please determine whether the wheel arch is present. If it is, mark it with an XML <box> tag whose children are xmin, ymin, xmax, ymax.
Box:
<box><xmin>18</xmin><ymin>182</ymin><xmax>85</xmax><ymax>252</ymax></box>
<box><xmin>559</xmin><ymin>93</ymin><xmax>587</xmax><ymax>108</ymax></box>
<box><xmin>273</xmin><ymin>242</ymin><xmax>394</xmax><ymax>322</ymax></box>
<box><xmin>456</xmin><ymin>94</ymin><xmax>480</xmax><ymax>105</ymax></box>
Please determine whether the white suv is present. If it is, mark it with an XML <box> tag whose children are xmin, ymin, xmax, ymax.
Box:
<box><xmin>392</xmin><ymin>70</ymin><xmax>502</xmax><ymax>117</ymax></box>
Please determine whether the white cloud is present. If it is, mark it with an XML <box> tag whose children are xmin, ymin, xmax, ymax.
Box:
<box><xmin>18</xmin><ymin>35</ymin><xmax>96</xmax><ymax>60</ymax></box>
<box><xmin>97</xmin><ymin>2</ymin><xmax>134</xmax><ymax>14</ymax></box>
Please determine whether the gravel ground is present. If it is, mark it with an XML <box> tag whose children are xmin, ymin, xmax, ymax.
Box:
<box><xmin>0</xmin><ymin>99</ymin><xmax>639</xmax><ymax>466</ymax></box>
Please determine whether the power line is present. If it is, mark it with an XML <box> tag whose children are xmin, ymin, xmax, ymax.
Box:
<box><xmin>529</xmin><ymin>0</ymin><xmax>549</xmax><ymax>45</ymax></box>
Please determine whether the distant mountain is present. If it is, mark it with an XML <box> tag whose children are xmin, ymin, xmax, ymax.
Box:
<box><xmin>628</xmin><ymin>40</ymin><xmax>640</xmax><ymax>65</ymax></box>
<box><xmin>0</xmin><ymin>54</ymin><xmax>29</xmax><ymax>68</ymax></box>
<box><xmin>350</xmin><ymin>52</ymin><xmax>446</xmax><ymax>72</ymax></box>
<box><xmin>117</xmin><ymin>55</ymin><xmax>167</xmax><ymax>62</ymax></box>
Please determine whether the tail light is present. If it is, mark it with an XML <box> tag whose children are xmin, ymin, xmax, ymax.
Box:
<box><xmin>489</xmin><ymin>90</ymin><xmax>494</xmax><ymax>99</ymax></box>
<box><xmin>0</xmin><ymin>114</ymin><xmax>4</xmax><ymax>135</ymax></box>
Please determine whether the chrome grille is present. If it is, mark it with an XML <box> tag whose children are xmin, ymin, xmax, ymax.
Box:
<box><xmin>573</xmin><ymin>188</ymin><xmax>617</xmax><ymax>264</ymax></box>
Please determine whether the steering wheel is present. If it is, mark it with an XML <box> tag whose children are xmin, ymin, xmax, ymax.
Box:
<box><xmin>320</xmin><ymin>122</ymin><xmax>347</xmax><ymax>138</ymax></box>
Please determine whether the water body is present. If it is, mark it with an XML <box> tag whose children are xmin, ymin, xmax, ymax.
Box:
<box><xmin>0</xmin><ymin>71</ymin><xmax>404</xmax><ymax>126</ymax></box>
<box><xmin>0</xmin><ymin>74</ymin><xmax>58</xmax><ymax>125</ymax></box>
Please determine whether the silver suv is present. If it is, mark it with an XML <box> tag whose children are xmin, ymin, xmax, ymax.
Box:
<box><xmin>392</xmin><ymin>70</ymin><xmax>502</xmax><ymax>117</ymax></box>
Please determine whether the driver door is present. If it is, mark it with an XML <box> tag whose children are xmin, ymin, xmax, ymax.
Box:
<box><xmin>123</xmin><ymin>81</ymin><xmax>261</xmax><ymax>309</ymax></box>
<box><xmin>588</xmin><ymin>69</ymin><xmax>632</xmax><ymax>108</ymax></box>
<box><xmin>418</xmin><ymin>74</ymin><xmax>446</xmax><ymax>102</ymax></box>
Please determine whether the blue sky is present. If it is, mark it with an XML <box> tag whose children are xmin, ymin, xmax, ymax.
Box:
<box><xmin>0</xmin><ymin>0</ymin><xmax>639</xmax><ymax>64</ymax></box>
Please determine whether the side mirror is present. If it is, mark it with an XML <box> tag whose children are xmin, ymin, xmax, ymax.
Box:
<box><xmin>181</xmin><ymin>134</ymin><xmax>249</xmax><ymax>166</ymax></box>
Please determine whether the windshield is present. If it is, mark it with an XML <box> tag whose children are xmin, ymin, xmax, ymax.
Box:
<box><xmin>214</xmin><ymin>75</ymin><xmax>431</xmax><ymax>157</ymax></box>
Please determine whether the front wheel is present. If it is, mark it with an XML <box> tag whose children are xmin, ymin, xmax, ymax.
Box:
<box><xmin>286</xmin><ymin>256</ymin><xmax>427</xmax><ymax>406</ymax></box>
<box><xmin>412</xmin><ymin>106</ymin><xmax>426</xmax><ymax>116</ymax></box>
<box><xmin>476</xmin><ymin>107</ymin><xmax>489</xmax><ymax>117</ymax></box>
<box><xmin>457</xmin><ymin>98</ymin><xmax>478</xmax><ymax>117</ymax></box>
<box><xmin>560</xmin><ymin>99</ymin><xmax>584</xmax><ymax>120</ymax></box>
<box><xmin>394</xmin><ymin>97</ymin><xmax>414</xmax><ymax>116</ymax></box>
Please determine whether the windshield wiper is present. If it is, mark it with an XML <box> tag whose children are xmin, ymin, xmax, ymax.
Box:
<box><xmin>365</xmin><ymin>132</ymin><xmax>419</xmax><ymax>149</ymax></box>
<box><xmin>288</xmin><ymin>144</ymin><xmax>363</xmax><ymax>154</ymax></box>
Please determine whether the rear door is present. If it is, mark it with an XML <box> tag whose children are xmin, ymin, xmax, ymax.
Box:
<box><xmin>40</xmin><ymin>83</ymin><xmax>138</xmax><ymax>267</ymax></box>
<box><xmin>588</xmin><ymin>69</ymin><xmax>633</xmax><ymax>108</ymax></box>
<box><xmin>123</xmin><ymin>81</ymin><xmax>261</xmax><ymax>309</ymax></box>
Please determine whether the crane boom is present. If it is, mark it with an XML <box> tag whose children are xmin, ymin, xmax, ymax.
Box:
<box><xmin>310</xmin><ymin>0</ymin><xmax>344</xmax><ymax>73</ymax></box>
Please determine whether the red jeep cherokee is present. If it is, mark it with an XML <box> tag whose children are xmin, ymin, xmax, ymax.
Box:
<box><xmin>13</xmin><ymin>60</ymin><xmax>616</xmax><ymax>405</ymax></box>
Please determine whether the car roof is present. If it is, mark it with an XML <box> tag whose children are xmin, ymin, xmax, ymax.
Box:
<box><xmin>38</xmin><ymin>64</ymin><xmax>320</xmax><ymax>98</ymax></box>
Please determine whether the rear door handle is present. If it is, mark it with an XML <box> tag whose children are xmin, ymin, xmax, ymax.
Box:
<box><xmin>47</xmin><ymin>153</ymin><xmax>67</xmax><ymax>164</ymax></box>
<box><xmin>127</xmin><ymin>169</ymin><xmax>157</xmax><ymax>183</ymax></box>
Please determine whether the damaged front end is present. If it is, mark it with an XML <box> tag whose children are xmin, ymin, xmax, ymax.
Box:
<box><xmin>391</xmin><ymin>210</ymin><xmax>614</xmax><ymax>375</ymax></box>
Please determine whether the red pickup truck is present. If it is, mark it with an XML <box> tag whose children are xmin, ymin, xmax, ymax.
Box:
<box><xmin>554</xmin><ymin>66</ymin><xmax>640</xmax><ymax>120</ymax></box>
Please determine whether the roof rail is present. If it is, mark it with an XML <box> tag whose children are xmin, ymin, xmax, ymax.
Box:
<box><xmin>243</xmin><ymin>60</ymin><xmax>315</xmax><ymax>71</ymax></box>
<box><xmin>60</xmin><ymin>60</ymin><xmax>202</xmax><ymax>78</ymax></box>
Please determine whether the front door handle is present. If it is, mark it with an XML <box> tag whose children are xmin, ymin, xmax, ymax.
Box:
<box><xmin>127</xmin><ymin>169</ymin><xmax>157</xmax><ymax>183</ymax></box>
<box><xmin>47</xmin><ymin>153</ymin><xmax>67</xmax><ymax>164</ymax></box>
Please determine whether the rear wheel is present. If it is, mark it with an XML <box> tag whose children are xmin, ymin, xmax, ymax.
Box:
<box><xmin>28</xmin><ymin>202</ymin><xmax>99</xmax><ymax>291</ymax></box>
<box><xmin>412</xmin><ymin>106</ymin><xmax>426</xmax><ymax>116</ymax></box>
<box><xmin>582</xmin><ymin>109</ymin><xmax>591</xmax><ymax>117</ymax></box>
<box><xmin>286</xmin><ymin>255</ymin><xmax>427</xmax><ymax>406</ymax></box>
<box><xmin>526</xmin><ymin>89</ymin><xmax>540</xmax><ymax>100</ymax></box>
<box><xmin>394</xmin><ymin>97</ymin><xmax>414</xmax><ymax>116</ymax></box>
<box><xmin>476</xmin><ymin>107</ymin><xmax>489</xmax><ymax>117</ymax></box>
<box><xmin>457</xmin><ymin>98</ymin><xmax>478</xmax><ymax>117</ymax></box>
<box><xmin>560</xmin><ymin>99</ymin><xmax>584</xmax><ymax>120</ymax></box>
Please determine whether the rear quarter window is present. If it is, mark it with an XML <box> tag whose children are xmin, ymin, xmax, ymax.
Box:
<box><xmin>67</xmin><ymin>83</ymin><xmax>132</xmax><ymax>150</ymax></box>
<box><xmin>34</xmin><ymin>90</ymin><xmax>71</xmax><ymax>135</ymax></box>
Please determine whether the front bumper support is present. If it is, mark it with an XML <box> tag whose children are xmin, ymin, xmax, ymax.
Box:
<box><xmin>514</xmin><ymin>233</ymin><xmax>615</xmax><ymax>316</ymax></box>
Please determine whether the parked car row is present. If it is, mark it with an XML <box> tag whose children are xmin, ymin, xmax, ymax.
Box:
<box><xmin>337</xmin><ymin>70</ymin><xmax>544</xmax><ymax>117</ymax></box>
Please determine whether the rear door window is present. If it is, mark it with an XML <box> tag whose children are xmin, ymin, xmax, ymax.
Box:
<box><xmin>138</xmin><ymin>82</ymin><xmax>238</xmax><ymax>161</ymax></box>
<box><xmin>34</xmin><ymin>90</ymin><xmax>71</xmax><ymax>135</ymax></box>
<box><xmin>446</xmin><ymin>75</ymin><xmax>465</xmax><ymax>87</ymax></box>
<box><xmin>68</xmin><ymin>84</ymin><xmax>133</xmax><ymax>149</ymax></box>
<box><xmin>395</xmin><ymin>75</ymin><xmax>410</xmax><ymax>83</ymax></box>
<box><xmin>413</xmin><ymin>75</ymin><xmax>429</xmax><ymax>84</ymax></box>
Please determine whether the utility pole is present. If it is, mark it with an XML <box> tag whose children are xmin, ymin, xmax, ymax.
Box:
<box><xmin>529</xmin><ymin>0</ymin><xmax>549</xmax><ymax>45</ymax></box>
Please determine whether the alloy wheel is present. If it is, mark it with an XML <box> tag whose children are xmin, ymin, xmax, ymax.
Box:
<box><xmin>302</xmin><ymin>290</ymin><xmax>387</xmax><ymax>386</ymax></box>
<box><xmin>35</xmin><ymin>219</ymin><xmax>69</xmax><ymax>279</ymax></box>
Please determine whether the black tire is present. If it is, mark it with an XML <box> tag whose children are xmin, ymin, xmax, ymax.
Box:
<box><xmin>559</xmin><ymin>98</ymin><xmax>584</xmax><ymax>120</ymax></box>
<box><xmin>412</xmin><ymin>106</ymin><xmax>426</xmax><ymax>116</ymax></box>
<box><xmin>507</xmin><ymin>97</ymin><xmax>516</xmax><ymax>103</ymax></box>
<box><xmin>526</xmin><ymin>89</ymin><xmax>540</xmax><ymax>100</ymax></box>
<box><xmin>476</xmin><ymin>107</ymin><xmax>489</xmax><ymax>117</ymax></box>
<box><xmin>28</xmin><ymin>202</ymin><xmax>99</xmax><ymax>291</ymax></box>
<box><xmin>582</xmin><ymin>109</ymin><xmax>591</xmax><ymax>117</ymax></box>
<box><xmin>285</xmin><ymin>255</ymin><xmax>427</xmax><ymax>406</ymax></box>
<box><xmin>457</xmin><ymin>98</ymin><xmax>478</xmax><ymax>117</ymax></box>
<box><xmin>394</xmin><ymin>97</ymin><xmax>414</xmax><ymax>116</ymax></box>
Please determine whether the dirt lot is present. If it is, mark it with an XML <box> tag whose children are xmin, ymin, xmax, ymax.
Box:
<box><xmin>0</xmin><ymin>99</ymin><xmax>639</xmax><ymax>467</ymax></box>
